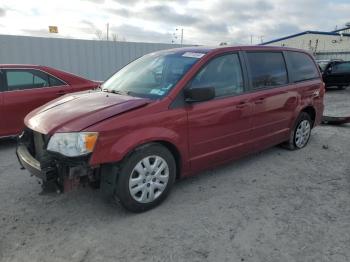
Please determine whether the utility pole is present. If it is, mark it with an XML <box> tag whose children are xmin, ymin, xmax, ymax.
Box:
<box><xmin>180</xmin><ymin>28</ymin><xmax>183</xmax><ymax>45</ymax></box>
<box><xmin>250</xmin><ymin>35</ymin><xmax>253</xmax><ymax>45</ymax></box>
<box><xmin>175</xmin><ymin>28</ymin><xmax>184</xmax><ymax>45</ymax></box>
<box><xmin>259</xmin><ymin>35</ymin><xmax>264</xmax><ymax>44</ymax></box>
<box><xmin>106</xmin><ymin>23</ymin><xmax>109</xmax><ymax>41</ymax></box>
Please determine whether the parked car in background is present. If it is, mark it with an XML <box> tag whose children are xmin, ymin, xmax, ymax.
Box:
<box><xmin>316</xmin><ymin>59</ymin><xmax>342</xmax><ymax>72</ymax></box>
<box><xmin>0</xmin><ymin>65</ymin><xmax>99</xmax><ymax>137</ymax></box>
<box><xmin>318</xmin><ymin>60</ymin><xmax>350</xmax><ymax>90</ymax></box>
<box><xmin>17</xmin><ymin>46</ymin><xmax>324</xmax><ymax>212</ymax></box>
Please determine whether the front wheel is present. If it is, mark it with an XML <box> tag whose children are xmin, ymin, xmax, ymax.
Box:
<box><xmin>284</xmin><ymin>112</ymin><xmax>312</xmax><ymax>150</ymax></box>
<box><xmin>115</xmin><ymin>143</ymin><xmax>176</xmax><ymax>212</ymax></box>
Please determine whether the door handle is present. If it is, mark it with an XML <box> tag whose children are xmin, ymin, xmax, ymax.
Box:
<box><xmin>57</xmin><ymin>90</ymin><xmax>66</xmax><ymax>96</ymax></box>
<box><xmin>236</xmin><ymin>101</ymin><xmax>248</xmax><ymax>109</ymax></box>
<box><xmin>254</xmin><ymin>97</ymin><xmax>265</xmax><ymax>104</ymax></box>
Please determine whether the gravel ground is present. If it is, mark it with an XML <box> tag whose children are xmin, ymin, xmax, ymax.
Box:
<box><xmin>0</xmin><ymin>88</ymin><xmax>350</xmax><ymax>262</ymax></box>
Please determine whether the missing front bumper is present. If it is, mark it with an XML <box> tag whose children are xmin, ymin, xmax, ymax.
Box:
<box><xmin>16</xmin><ymin>130</ymin><xmax>95</xmax><ymax>192</ymax></box>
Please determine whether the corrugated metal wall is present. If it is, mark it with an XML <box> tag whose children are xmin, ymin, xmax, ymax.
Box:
<box><xmin>0</xmin><ymin>35</ymin><xmax>189</xmax><ymax>81</ymax></box>
<box><xmin>315</xmin><ymin>51</ymin><xmax>350</xmax><ymax>61</ymax></box>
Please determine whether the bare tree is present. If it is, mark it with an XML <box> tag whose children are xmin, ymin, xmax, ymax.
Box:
<box><xmin>95</xmin><ymin>29</ymin><xmax>104</xmax><ymax>40</ymax></box>
<box><xmin>111</xmin><ymin>33</ymin><xmax>118</xmax><ymax>42</ymax></box>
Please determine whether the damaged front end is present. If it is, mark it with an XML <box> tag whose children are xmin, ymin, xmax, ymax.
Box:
<box><xmin>16</xmin><ymin>129</ymin><xmax>99</xmax><ymax>193</ymax></box>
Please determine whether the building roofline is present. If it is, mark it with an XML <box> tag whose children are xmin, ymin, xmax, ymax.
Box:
<box><xmin>332</xmin><ymin>26</ymin><xmax>350</xmax><ymax>33</ymax></box>
<box><xmin>261</xmin><ymin>30</ymin><xmax>350</xmax><ymax>45</ymax></box>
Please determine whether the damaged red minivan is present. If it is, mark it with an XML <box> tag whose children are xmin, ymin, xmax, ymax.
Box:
<box><xmin>17</xmin><ymin>46</ymin><xmax>324</xmax><ymax>212</ymax></box>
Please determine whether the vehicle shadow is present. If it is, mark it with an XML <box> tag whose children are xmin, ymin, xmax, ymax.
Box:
<box><xmin>326</xmin><ymin>86</ymin><xmax>349</xmax><ymax>92</ymax></box>
<box><xmin>0</xmin><ymin>138</ymin><xmax>17</xmax><ymax>150</ymax></box>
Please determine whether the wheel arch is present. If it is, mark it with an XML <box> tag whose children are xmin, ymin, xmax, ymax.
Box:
<box><xmin>300</xmin><ymin>105</ymin><xmax>316</xmax><ymax>127</ymax></box>
<box><xmin>122</xmin><ymin>140</ymin><xmax>183</xmax><ymax>180</ymax></box>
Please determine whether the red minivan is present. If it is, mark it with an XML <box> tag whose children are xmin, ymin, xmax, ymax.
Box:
<box><xmin>0</xmin><ymin>65</ymin><xmax>98</xmax><ymax>138</ymax></box>
<box><xmin>17</xmin><ymin>46</ymin><xmax>324</xmax><ymax>212</ymax></box>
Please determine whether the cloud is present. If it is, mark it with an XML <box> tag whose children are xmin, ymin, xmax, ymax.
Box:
<box><xmin>108</xmin><ymin>4</ymin><xmax>199</xmax><ymax>26</ymax></box>
<box><xmin>142</xmin><ymin>5</ymin><xmax>199</xmax><ymax>26</ymax></box>
<box><xmin>0</xmin><ymin>8</ymin><xmax>6</xmax><ymax>17</ymax></box>
<box><xmin>110</xmin><ymin>24</ymin><xmax>172</xmax><ymax>43</ymax></box>
<box><xmin>108</xmin><ymin>7</ymin><xmax>131</xmax><ymax>17</ymax></box>
<box><xmin>197</xmin><ymin>22</ymin><xmax>228</xmax><ymax>34</ymax></box>
<box><xmin>81</xmin><ymin>0</ymin><xmax>105</xmax><ymax>3</ymax></box>
<box><xmin>22</xmin><ymin>28</ymin><xmax>51</xmax><ymax>37</ymax></box>
<box><xmin>2</xmin><ymin>0</ymin><xmax>350</xmax><ymax>45</ymax></box>
<box><xmin>111</xmin><ymin>0</ymin><xmax>139</xmax><ymax>5</ymax></box>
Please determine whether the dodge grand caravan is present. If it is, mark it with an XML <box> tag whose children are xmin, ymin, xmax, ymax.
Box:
<box><xmin>17</xmin><ymin>46</ymin><xmax>325</xmax><ymax>212</ymax></box>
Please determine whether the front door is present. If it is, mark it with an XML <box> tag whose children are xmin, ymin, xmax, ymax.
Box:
<box><xmin>3</xmin><ymin>68</ymin><xmax>71</xmax><ymax>135</ymax></box>
<box><xmin>186</xmin><ymin>53</ymin><xmax>253</xmax><ymax>172</ymax></box>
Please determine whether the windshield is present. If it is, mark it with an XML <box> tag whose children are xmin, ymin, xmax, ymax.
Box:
<box><xmin>101</xmin><ymin>51</ymin><xmax>203</xmax><ymax>99</ymax></box>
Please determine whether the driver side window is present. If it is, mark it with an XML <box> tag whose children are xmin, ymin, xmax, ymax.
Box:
<box><xmin>191</xmin><ymin>53</ymin><xmax>244</xmax><ymax>97</ymax></box>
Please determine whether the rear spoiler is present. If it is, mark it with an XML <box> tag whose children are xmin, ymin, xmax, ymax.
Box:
<box><xmin>322</xmin><ymin>116</ymin><xmax>350</xmax><ymax>125</ymax></box>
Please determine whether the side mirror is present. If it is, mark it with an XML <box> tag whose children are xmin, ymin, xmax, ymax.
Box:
<box><xmin>184</xmin><ymin>86</ymin><xmax>215</xmax><ymax>102</ymax></box>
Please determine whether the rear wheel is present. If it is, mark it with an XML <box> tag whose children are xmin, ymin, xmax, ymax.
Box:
<box><xmin>115</xmin><ymin>143</ymin><xmax>176</xmax><ymax>212</ymax></box>
<box><xmin>338</xmin><ymin>85</ymin><xmax>345</xmax><ymax>90</ymax></box>
<box><xmin>284</xmin><ymin>112</ymin><xmax>312</xmax><ymax>150</ymax></box>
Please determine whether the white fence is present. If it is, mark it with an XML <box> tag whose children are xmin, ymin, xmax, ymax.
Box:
<box><xmin>0</xmin><ymin>35</ymin><xmax>189</xmax><ymax>81</ymax></box>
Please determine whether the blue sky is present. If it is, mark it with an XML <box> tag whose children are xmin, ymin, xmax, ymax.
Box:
<box><xmin>0</xmin><ymin>0</ymin><xmax>350</xmax><ymax>45</ymax></box>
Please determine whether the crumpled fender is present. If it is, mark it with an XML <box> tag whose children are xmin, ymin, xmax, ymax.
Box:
<box><xmin>89</xmin><ymin>126</ymin><xmax>188</xmax><ymax>169</ymax></box>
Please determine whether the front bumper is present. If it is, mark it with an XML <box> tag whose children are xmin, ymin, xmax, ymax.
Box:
<box><xmin>17</xmin><ymin>129</ymin><xmax>95</xmax><ymax>192</ymax></box>
<box><xmin>17</xmin><ymin>144</ymin><xmax>44</xmax><ymax>179</ymax></box>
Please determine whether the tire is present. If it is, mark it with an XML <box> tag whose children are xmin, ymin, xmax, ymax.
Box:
<box><xmin>338</xmin><ymin>86</ymin><xmax>345</xmax><ymax>90</ymax></box>
<box><xmin>284</xmin><ymin>112</ymin><xmax>312</xmax><ymax>150</ymax></box>
<box><xmin>114</xmin><ymin>143</ymin><xmax>176</xmax><ymax>212</ymax></box>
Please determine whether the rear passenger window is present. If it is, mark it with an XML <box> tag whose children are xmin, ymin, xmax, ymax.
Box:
<box><xmin>246</xmin><ymin>52</ymin><xmax>288</xmax><ymax>89</ymax></box>
<box><xmin>191</xmin><ymin>53</ymin><xmax>244</xmax><ymax>97</ymax></box>
<box><xmin>5</xmin><ymin>69</ymin><xmax>49</xmax><ymax>91</ymax></box>
<box><xmin>287</xmin><ymin>52</ymin><xmax>319</xmax><ymax>82</ymax></box>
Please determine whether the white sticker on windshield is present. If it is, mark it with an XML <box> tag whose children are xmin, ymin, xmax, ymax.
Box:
<box><xmin>182</xmin><ymin>52</ymin><xmax>205</xmax><ymax>59</ymax></box>
<box><xmin>150</xmin><ymin>89</ymin><xmax>165</xmax><ymax>96</ymax></box>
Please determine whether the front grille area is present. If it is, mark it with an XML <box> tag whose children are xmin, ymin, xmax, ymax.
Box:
<box><xmin>20</xmin><ymin>129</ymin><xmax>49</xmax><ymax>162</ymax></box>
<box><xmin>33</xmin><ymin>131</ymin><xmax>46</xmax><ymax>161</ymax></box>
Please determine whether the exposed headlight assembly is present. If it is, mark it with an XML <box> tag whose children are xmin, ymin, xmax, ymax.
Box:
<box><xmin>47</xmin><ymin>132</ymin><xmax>98</xmax><ymax>157</ymax></box>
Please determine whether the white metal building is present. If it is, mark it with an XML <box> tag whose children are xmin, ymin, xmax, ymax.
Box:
<box><xmin>262</xmin><ymin>26</ymin><xmax>350</xmax><ymax>60</ymax></box>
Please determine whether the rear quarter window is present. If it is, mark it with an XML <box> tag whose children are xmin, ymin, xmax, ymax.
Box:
<box><xmin>246</xmin><ymin>52</ymin><xmax>288</xmax><ymax>89</ymax></box>
<box><xmin>49</xmin><ymin>76</ymin><xmax>66</xmax><ymax>86</ymax></box>
<box><xmin>286</xmin><ymin>51</ymin><xmax>319</xmax><ymax>82</ymax></box>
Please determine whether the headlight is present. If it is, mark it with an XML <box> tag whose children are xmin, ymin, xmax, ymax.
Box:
<box><xmin>47</xmin><ymin>132</ymin><xmax>98</xmax><ymax>157</ymax></box>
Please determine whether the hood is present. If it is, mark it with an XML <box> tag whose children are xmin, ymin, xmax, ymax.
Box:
<box><xmin>25</xmin><ymin>91</ymin><xmax>150</xmax><ymax>134</ymax></box>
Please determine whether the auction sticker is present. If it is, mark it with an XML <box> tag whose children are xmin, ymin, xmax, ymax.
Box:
<box><xmin>150</xmin><ymin>89</ymin><xmax>165</xmax><ymax>96</ymax></box>
<box><xmin>182</xmin><ymin>52</ymin><xmax>205</xmax><ymax>59</ymax></box>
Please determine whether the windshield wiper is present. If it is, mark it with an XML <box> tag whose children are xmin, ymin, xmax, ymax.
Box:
<box><xmin>102</xmin><ymin>89</ymin><xmax>132</xmax><ymax>96</ymax></box>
